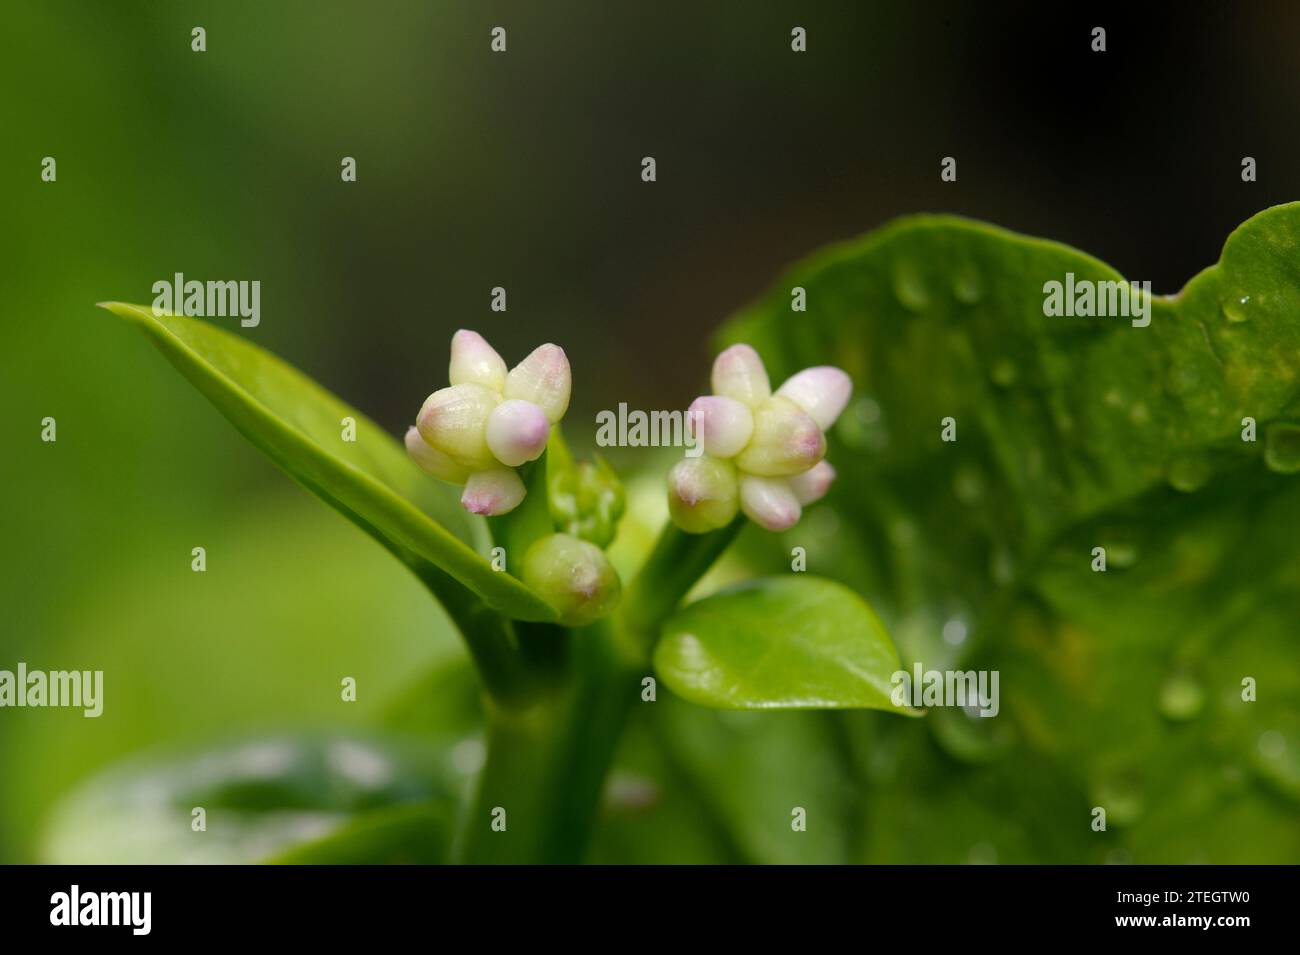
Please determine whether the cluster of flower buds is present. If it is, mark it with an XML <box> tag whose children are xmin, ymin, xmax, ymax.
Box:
<box><xmin>668</xmin><ymin>344</ymin><xmax>851</xmax><ymax>533</ymax></box>
<box><xmin>405</xmin><ymin>330</ymin><xmax>570</xmax><ymax>516</ymax></box>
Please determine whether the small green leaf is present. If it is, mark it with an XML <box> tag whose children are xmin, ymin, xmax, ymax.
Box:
<box><xmin>99</xmin><ymin>302</ymin><xmax>556</xmax><ymax>622</ymax></box>
<box><xmin>654</xmin><ymin>576</ymin><xmax>907</xmax><ymax>710</ymax></box>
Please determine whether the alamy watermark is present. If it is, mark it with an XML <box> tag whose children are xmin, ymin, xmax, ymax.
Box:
<box><xmin>1043</xmin><ymin>272</ymin><xmax>1150</xmax><ymax>328</ymax></box>
<box><xmin>891</xmin><ymin>663</ymin><xmax>999</xmax><ymax>717</ymax></box>
<box><xmin>0</xmin><ymin>663</ymin><xmax>102</xmax><ymax>717</ymax></box>
<box><xmin>595</xmin><ymin>403</ymin><xmax>702</xmax><ymax>456</ymax></box>
<box><xmin>50</xmin><ymin>885</ymin><xmax>150</xmax><ymax>935</ymax></box>
<box><xmin>152</xmin><ymin>272</ymin><xmax>260</xmax><ymax>327</ymax></box>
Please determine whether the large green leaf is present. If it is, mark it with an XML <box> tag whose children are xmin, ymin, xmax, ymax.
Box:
<box><xmin>654</xmin><ymin>576</ymin><xmax>905</xmax><ymax>710</ymax></box>
<box><xmin>42</xmin><ymin>733</ymin><xmax>463</xmax><ymax>864</ymax></box>
<box><xmin>99</xmin><ymin>302</ymin><xmax>556</xmax><ymax>622</ymax></box>
<box><xmin>701</xmin><ymin>205</ymin><xmax>1300</xmax><ymax>861</ymax></box>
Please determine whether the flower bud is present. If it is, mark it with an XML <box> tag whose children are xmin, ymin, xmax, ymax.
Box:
<box><xmin>405</xmin><ymin>426</ymin><xmax>469</xmax><ymax>483</ymax></box>
<box><xmin>460</xmin><ymin>467</ymin><xmax>526</xmax><ymax>516</ymax></box>
<box><xmin>449</xmin><ymin>329</ymin><xmax>508</xmax><ymax>392</ymax></box>
<box><xmin>787</xmin><ymin>460</ymin><xmax>837</xmax><ymax>505</ymax></box>
<box><xmin>522</xmin><ymin>533</ymin><xmax>621</xmax><ymax>626</ymax></box>
<box><xmin>734</xmin><ymin>396</ymin><xmax>826</xmax><ymax>477</ymax></box>
<box><xmin>739</xmin><ymin>475</ymin><xmax>802</xmax><ymax>531</ymax></box>
<box><xmin>486</xmin><ymin>399</ymin><xmax>550</xmax><ymax>468</ymax></box>
<box><xmin>687</xmin><ymin>395</ymin><xmax>753</xmax><ymax>459</ymax></box>
<box><xmin>711</xmin><ymin>344</ymin><xmax>771</xmax><ymax>407</ymax></box>
<box><xmin>553</xmin><ymin>456</ymin><xmax>625</xmax><ymax>548</ymax></box>
<box><xmin>505</xmin><ymin>344</ymin><xmax>571</xmax><ymax>423</ymax></box>
<box><xmin>416</xmin><ymin>383</ymin><xmax>499</xmax><ymax>470</ymax></box>
<box><xmin>667</xmin><ymin>456</ymin><xmax>739</xmax><ymax>534</ymax></box>
<box><xmin>776</xmin><ymin>366</ymin><xmax>852</xmax><ymax>430</ymax></box>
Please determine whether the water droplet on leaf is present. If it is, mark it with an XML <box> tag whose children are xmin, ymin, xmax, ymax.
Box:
<box><xmin>1159</xmin><ymin>674</ymin><xmax>1204</xmax><ymax>721</ymax></box>
<box><xmin>836</xmin><ymin>396</ymin><xmax>888</xmax><ymax>451</ymax></box>
<box><xmin>990</xmin><ymin>358</ymin><xmax>1018</xmax><ymax>387</ymax></box>
<box><xmin>942</xmin><ymin>618</ymin><xmax>968</xmax><ymax>646</ymax></box>
<box><xmin>990</xmin><ymin>547</ymin><xmax>1016</xmax><ymax>585</ymax></box>
<box><xmin>1104</xmin><ymin>538</ymin><xmax>1139</xmax><ymax>568</ymax></box>
<box><xmin>952</xmin><ymin>463</ymin><xmax>984</xmax><ymax>503</ymax></box>
<box><xmin>1222</xmin><ymin>295</ymin><xmax>1250</xmax><ymax>323</ymax></box>
<box><xmin>1093</xmin><ymin>779</ymin><xmax>1144</xmax><ymax>826</ymax></box>
<box><xmin>1167</xmin><ymin>454</ymin><xmax>1212</xmax><ymax>493</ymax></box>
<box><xmin>952</xmin><ymin>267</ymin><xmax>982</xmax><ymax>305</ymax></box>
<box><xmin>1263</xmin><ymin>422</ymin><xmax>1300</xmax><ymax>474</ymax></box>
<box><xmin>892</xmin><ymin>261</ymin><xmax>930</xmax><ymax>311</ymax></box>
<box><xmin>1258</xmin><ymin>730</ymin><xmax>1287</xmax><ymax>760</ymax></box>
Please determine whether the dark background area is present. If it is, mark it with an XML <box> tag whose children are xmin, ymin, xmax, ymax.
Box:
<box><xmin>2</xmin><ymin>0</ymin><xmax>1297</xmax><ymax>861</ymax></box>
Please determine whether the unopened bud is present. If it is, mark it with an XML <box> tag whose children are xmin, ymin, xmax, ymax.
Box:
<box><xmin>460</xmin><ymin>467</ymin><xmax>526</xmax><ymax>516</ymax></box>
<box><xmin>687</xmin><ymin>395</ymin><xmax>754</xmax><ymax>459</ymax></box>
<box><xmin>417</xmin><ymin>383</ymin><xmax>499</xmax><ymax>470</ymax></box>
<box><xmin>449</xmin><ymin>329</ymin><xmax>508</xmax><ymax>392</ymax></box>
<box><xmin>776</xmin><ymin>366</ymin><xmax>852</xmax><ymax>430</ymax></box>
<box><xmin>522</xmin><ymin>533</ymin><xmax>621</xmax><ymax>626</ymax></box>
<box><xmin>505</xmin><ymin>344</ymin><xmax>571</xmax><ymax>423</ymax></box>
<box><xmin>667</xmin><ymin>456</ymin><xmax>739</xmax><ymax>534</ymax></box>
<box><xmin>711</xmin><ymin>344</ymin><xmax>771</xmax><ymax>407</ymax></box>
<box><xmin>553</xmin><ymin>456</ymin><xmax>626</xmax><ymax>548</ymax></box>
<box><xmin>739</xmin><ymin>475</ymin><xmax>802</xmax><ymax>531</ymax></box>
<box><xmin>735</xmin><ymin>396</ymin><xmax>826</xmax><ymax>477</ymax></box>
<box><xmin>405</xmin><ymin>426</ymin><xmax>470</xmax><ymax>483</ymax></box>
<box><xmin>486</xmin><ymin>398</ymin><xmax>550</xmax><ymax>467</ymax></box>
<box><xmin>787</xmin><ymin>460</ymin><xmax>836</xmax><ymax>505</ymax></box>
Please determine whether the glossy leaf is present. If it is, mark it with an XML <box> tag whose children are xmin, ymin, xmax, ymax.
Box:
<box><xmin>99</xmin><ymin>302</ymin><xmax>556</xmax><ymax>622</ymax></box>
<box><xmin>265</xmin><ymin>803</ymin><xmax>454</xmax><ymax>864</ymax></box>
<box><xmin>655</xmin><ymin>576</ymin><xmax>905</xmax><ymax>710</ymax></box>
<box><xmin>703</xmin><ymin>205</ymin><xmax>1300</xmax><ymax>861</ymax></box>
<box><xmin>42</xmin><ymin>733</ymin><xmax>462</xmax><ymax>864</ymax></box>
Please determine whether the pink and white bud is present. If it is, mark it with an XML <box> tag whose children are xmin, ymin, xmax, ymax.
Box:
<box><xmin>776</xmin><ymin>366</ymin><xmax>853</xmax><ymax>430</ymax></box>
<box><xmin>460</xmin><ymin>467</ymin><xmax>526</xmax><ymax>516</ymax></box>
<box><xmin>687</xmin><ymin>395</ymin><xmax>753</xmax><ymax>459</ymax></box>
<box><xmin>522</xmin><ymin>533</ymin><xmax>621</xmax><ymax>626</ymax></box>
<box><xmin>416</xmin><ymin>382</ymin><xmax>499</xmax><ymax>471</ymax></box>
<box><xmin>711</xmin><ymin>344</ymin><xmax>772</xmax><ymax>408</ymax></box>
<box><xmin>448</xmin><ymin>329</ymin><xmax>508</xmax><ymax>392</ymax></box>
<box><xmin>734</xmin><ymin>396</ymin><xmax>826</xmax><ymax>477</ymax></box>
<box><xmin>787</xmin><ymin>460</ymin><xmax>837</xmax><ymax>505</ymax></box>
<box><xmin>504</xmin><ymin>344</ymin><xmax>571</xmax><ymax>423</ymax></box>
<box><xmin>405</xmin><ymin>426</ymin><xmax>470</xmax><ymax>483</ymax></box>
<box><xmin>739</xmin><ymin>475</ymin><xmax>802</xmax><ymax>532</ymax></box>
<box><xmin>486</xmin><ymin>399</ymin><xmax>551</xmax><ymax>468</ymax></box>
<box><xmin>667</xmin><ymin>456</ymin><xmax>739</xmax><ymax>534</ymax></box>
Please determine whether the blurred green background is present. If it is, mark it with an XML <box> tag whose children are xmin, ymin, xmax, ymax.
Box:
<box><xmin>4</xmin><ymin>1</ymin><xmax>1300</xmax><ymax>863</ymax></box>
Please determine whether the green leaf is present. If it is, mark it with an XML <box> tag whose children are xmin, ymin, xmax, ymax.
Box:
<box><xmin>708</xmin><ymin>205</ymin><xmax>1300</xmax><ymax>861</ymax></box>
<box><xmin>654</xmin><ymin>576</ymin><xmax>906</xmax><ymax>710</ymax></box>
<box><xmin>99</xmin><ymin>302</ymin><xmax>556</xmax><ymax>622</ymax></box>
<box><xmin>719</xmin><ymin>205</ymin><xmax>1300</xmax><ymax>598</ymax></box>
<box><xmin>265</xmin><ymin>802</ymin><xmax>454</xmax><ymax>864</ymax></box>
<box><xmin>42</xmin><ymin>733</ymin><xmax>462</xmax><ymax>864</ymax></box>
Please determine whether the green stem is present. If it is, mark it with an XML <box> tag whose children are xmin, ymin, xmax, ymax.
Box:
<box><xmin>416</xmin><ymin>565</ymin><xmax>540</xmax><ymax>711</ymax></box>
<box><xmin>614</xmin><ymin>517</ymin><xmax>744</xmax><ymax>660</ymax></box>
<box><xmin>458</xmin><ymin>519</ymin><xmax>743</xmax><ymax>863</ymax></box>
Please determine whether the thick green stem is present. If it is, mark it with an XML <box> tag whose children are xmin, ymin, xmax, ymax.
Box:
<box><xmin>457</xmin><ymin>626</ymin><xmax>637</xmax><ymax>863</ymax></box>
<box><xmin>458</xmin><ymin>519</ymin><xmax>743</xmax><ymax>863</ymax></box>
<box><xmin>416</xmin><ymin>565</ymin><xmax>541</xmax><ymax>711</ymax></box>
